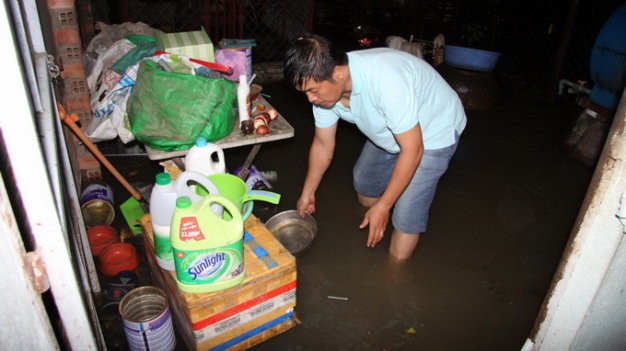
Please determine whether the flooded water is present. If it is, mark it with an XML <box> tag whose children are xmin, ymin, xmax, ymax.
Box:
<box><xmin>107</xmin><ymin>81</ymin><xmax>594</xmax><ymax>350</ymax></box>
<box><xmin>244</xmin><ymin>83</ymin><xmax>593</xmax><ymax>350</ymax></box>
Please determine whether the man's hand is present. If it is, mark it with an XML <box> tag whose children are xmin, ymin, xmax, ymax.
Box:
<box><xmin>358</xmin><ymin>124</ymin><xmax>424</xmax><ymax>248</ymax></box>
<box><xmin>360</xmin><ymin>202</ymin><xmax>391</xmax><ymax>247</ymax></box>
<box><xmin>297</xmin><ymin>193</ymin><xmax>316</xmax><ymax>216</ymax></box>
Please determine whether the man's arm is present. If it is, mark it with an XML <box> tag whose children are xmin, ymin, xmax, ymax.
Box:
<box><xmin>297</xmin><ymin>123</ymin><xmax>338</xmax><ymax>216</ymax></box>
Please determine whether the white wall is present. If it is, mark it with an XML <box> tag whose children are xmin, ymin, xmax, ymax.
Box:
<box><xmin>525</xmin><ymin>89</ymin><xmax>626</xmax><ymax>350</ymax></box>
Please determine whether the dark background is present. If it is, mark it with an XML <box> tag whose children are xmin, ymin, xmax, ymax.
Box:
<box><xmin>85</xmin><ymin>0</ymin><xmax>625</xmax><ymax>103</ymax></box>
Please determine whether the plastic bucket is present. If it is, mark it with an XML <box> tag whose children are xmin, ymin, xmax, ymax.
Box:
<box><xmin>444</xmin><ymin>45</ymin><xmax>502</xmax><ymax>72</ymax></box>
<box><xmin>196</xmin><ymin>173</ymin><xmax>281</xmax><ymax>220</ymax></box>
<box><xmin>119</xmin><ymin>286</ymin><xmax>176</xmax><ymax>351</ymax></box>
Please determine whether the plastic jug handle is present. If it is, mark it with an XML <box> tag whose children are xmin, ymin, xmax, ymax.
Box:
<box><xmin>200</xmin><ymin>194</ymin><xmax>243</xmax><ymax>225</ymax></box>
<box><xmin>243</xmin><ymin>190</ymin><xmax>281</xmax><ymax>204</ymax></box>
<box><xmin>175</xmin><ymin>171</ymin><xmax>223</xmax><ymax>215</ymax></box>
<box><xmin>208</xmin><ymin>144</ymin><xmax>226</xmax><ymax>173</ymax></box>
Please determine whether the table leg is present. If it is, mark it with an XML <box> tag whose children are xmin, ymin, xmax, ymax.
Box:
<box><xmin>237</xmin><ymin>144</ymin><xmax>262</xmax><ymax>180</ymax></box>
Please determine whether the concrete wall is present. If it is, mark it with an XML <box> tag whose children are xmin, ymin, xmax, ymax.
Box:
<box><xmin>525</xmin><ymin>88</ymin><xmax>626</xmax><ymax>350</ymax></box>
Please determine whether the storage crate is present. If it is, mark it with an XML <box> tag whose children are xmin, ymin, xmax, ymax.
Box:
<box><xmin>141</xmin><ymin>214</ymin><xmax>298</xmax><ymax>350</ymax></box>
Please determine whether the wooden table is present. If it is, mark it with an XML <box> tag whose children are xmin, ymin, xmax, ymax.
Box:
<box><xmin>144</xmin><ymin>96</ymin><xmax>294</xmax><ymax>160</ymax></box>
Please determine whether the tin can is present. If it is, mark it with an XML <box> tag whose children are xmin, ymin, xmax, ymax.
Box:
<box><xmin>80</xmin><ymin>182</ymin><xmax>115</xmax><ymax>227</ymax></box>
<box><xmin>119</xmin><ymin>286</ymin><xmax>176</xmax><ymax>351</ymax></box>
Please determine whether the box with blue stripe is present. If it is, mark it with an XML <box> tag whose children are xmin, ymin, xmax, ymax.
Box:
<box><xmin>141</xmin><ymin>214</ymin><xmax>298</xmax><ymax>350</ymax></box>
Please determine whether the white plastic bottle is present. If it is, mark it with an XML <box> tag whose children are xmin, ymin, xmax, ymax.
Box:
<box><xmin>149</xmin><ymin>172</ymin><xmax>178</xmax><ymax>271</ymax></box>
<box><xmin>185</xmin><ymin>136</ymin><xmax>226</xmax><ymax>176</ymax></box>
<box><xmin>237</xmin><ymin>74</ymin><xmax>254</xmax><ymax>134</ymax></box>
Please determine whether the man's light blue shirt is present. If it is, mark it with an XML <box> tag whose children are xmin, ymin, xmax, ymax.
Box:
<box><xmin>313</xmin><ymin>48</ymin><xmax>467</xmax><ymax>153</ymax></box>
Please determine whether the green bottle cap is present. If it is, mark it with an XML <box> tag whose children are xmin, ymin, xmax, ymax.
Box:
<box><xmin>155</xmin><ymin>172</ymin><xmax>171</xmax><ymax>185</ymax></box>
<box><xmin>176</xmin><ymin>196</ymin><xmax>192</xmax><ymax>209</ymax></box>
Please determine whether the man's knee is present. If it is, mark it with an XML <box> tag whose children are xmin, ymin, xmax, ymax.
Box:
<box><xmin>357</xmin><ymin>193</ymin><xmax>379</xmax><ymax>207</ymax></box>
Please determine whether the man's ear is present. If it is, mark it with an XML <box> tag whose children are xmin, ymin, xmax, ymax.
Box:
<box><xmin>332</xmin><ymin>65</ymin><xmax>344</xmax><ymax>81</ymax></box>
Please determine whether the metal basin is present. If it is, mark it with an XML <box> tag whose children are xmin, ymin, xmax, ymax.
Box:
<box><xmin>265</xmin><ymin>210</ymin><xmax>317</xmax><ymax>256</ymax></box>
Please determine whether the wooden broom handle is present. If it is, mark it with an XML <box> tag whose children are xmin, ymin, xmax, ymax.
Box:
<box><xmin>58</xmin><ymin>105</ymin><xmax>143</xmax><ymax>201</ymax></box>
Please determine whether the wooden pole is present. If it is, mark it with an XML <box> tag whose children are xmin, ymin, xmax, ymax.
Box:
<box><xmin>58</xmin><ymin>104</ymin><xmax>143</xmax><ymax>201</ymax></box>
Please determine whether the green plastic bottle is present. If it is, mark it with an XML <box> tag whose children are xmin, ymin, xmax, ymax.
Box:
<box><xmin>170</xmin><ymin>195</ymin><xmax>245</xmax><ymax>293</ymax></box>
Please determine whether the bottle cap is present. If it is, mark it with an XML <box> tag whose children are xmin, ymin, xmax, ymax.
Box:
<box><xmin>176</xmin><ymin>196</ymin><xmax>192</xmax><ymax>209</ymax></box>
<box><xmin>155</xmin><ymin>172</ymin><xmax>171</xmax><ymax>185</ymax></box>
<box><xmin>195</xmin><ymin>136</ymin><xmax>208</xmax><ymax>147</ymax></box>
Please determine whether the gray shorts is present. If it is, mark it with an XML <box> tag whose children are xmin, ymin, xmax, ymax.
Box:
<box><xmin>353</xmin><ymin>136</ymin><xmax>459</xmax><ymax>234</ymax></box>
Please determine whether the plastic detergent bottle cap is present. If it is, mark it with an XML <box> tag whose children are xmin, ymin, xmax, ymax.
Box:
<box><xmin>155</xmin><ymin>172</ymin><xmax>171</xmax><ymax>185</ymax></box>
<box><xmin>176</xmin><ymin>196</ymin><xmax>192</xmax><ymax>209</ymax></box>
<box><xmin>195</xmin><ymin>136</ymin><xmax>208</xmax><ymax>147</ymax></box>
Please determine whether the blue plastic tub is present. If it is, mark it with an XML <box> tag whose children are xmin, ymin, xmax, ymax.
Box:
<box><xmin>444</xmin><ymin>45</ymin><xmax>502</xmax><ymax>72</ymax></box>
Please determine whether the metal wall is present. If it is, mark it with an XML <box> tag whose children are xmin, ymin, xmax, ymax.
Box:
<box><xmin>98</xmin><ymin>0</ymin><xmax>623</xmax><ymax>99</ymax></box>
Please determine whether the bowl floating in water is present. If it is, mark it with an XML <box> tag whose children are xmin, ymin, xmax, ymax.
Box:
<box><xmin>265</xmin><ymin>210</ymin><xmax>317</xmax><ymax>256</ymax></box>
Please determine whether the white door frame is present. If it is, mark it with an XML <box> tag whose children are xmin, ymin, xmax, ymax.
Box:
<box><xmin>0</xmin><ymin>0</ymin><xmax>98</xmax><ymax>349</ymax></box>
<box><xmin>523</xmin><ymin>91</ymin><xmax>626</xmax><ymax>349</ymax></box>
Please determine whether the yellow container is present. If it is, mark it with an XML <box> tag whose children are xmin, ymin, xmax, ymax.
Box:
<box><xmin>170</xmin><ymin>195</ymin><xmax>244</xmax><ymax>293</ymax></box>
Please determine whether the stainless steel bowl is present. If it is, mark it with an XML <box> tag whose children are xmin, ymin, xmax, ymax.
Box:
<box><xmin>265</xmin><ymin>210</ymin><xmax>317</xmax><ymax>256</ymax></box>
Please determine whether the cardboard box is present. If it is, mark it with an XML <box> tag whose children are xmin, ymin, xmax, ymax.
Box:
<box><xmin>141</xmin><ymin>214</ymin><xmax>298</xmax><ymax>350</ymax></box>
<box><xmin>157</xmin><ymin>28</ymin><xmax>215</xmax><ymax>62</ymax></box>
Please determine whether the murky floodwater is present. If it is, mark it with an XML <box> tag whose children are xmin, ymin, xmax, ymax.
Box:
<box><xmin>106</xmin><ymin>83</ymin><xmax>593</xmax><ymax>351</ymax></box>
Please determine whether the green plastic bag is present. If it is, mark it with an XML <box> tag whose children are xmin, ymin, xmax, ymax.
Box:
<box><xmin>128</xmin><ymin>59</ymin><xmax>236</xmax><ymax>151</ymax></box>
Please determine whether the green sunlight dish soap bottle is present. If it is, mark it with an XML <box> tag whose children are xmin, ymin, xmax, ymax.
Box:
<box><xmin>170</xmin><ymin>195</ymin><xmax>245</xmax><ymax>293</ymax></box>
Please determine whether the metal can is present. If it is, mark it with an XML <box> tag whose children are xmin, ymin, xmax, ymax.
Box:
<box><xmin>80</xmin><ymin>182</ymin><xmax>115</xmax><ymax>228</ymax></box>
<box><xmin>119</xmin><ymin>286</ymin><xmax>176</xmax><ymax>351</ymax></box>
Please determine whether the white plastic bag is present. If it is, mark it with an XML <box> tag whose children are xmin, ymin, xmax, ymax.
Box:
<box><xmin>87</xmin><ymin>38</ymin><xmax>136</xmax><ymax>94</ymax></box>
<box><xmin>84</xmin><ymin>39</ymin><xmax>137</xmax><ymax>143</ymax></box>
<box><xmin>84</xmin><ymin>21</ymin><xmax>159</xmax><ymax>75</ymax></box>
<box><xmin>86</xmin><ymin>63</ymin><xmax>139</xmax><ymax>143</ymax></box>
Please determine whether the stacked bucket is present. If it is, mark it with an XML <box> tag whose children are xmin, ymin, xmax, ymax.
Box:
<box><xmin>81</xmin><ymin>180</ymin><xmax>176</xmax><ymax>351</ymax></box>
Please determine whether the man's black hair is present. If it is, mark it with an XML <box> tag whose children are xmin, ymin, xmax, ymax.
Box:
<box><xmin>283</xmin><ymin>34</ymin><xmax>348</xmax><ymax>89</ymax></box>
